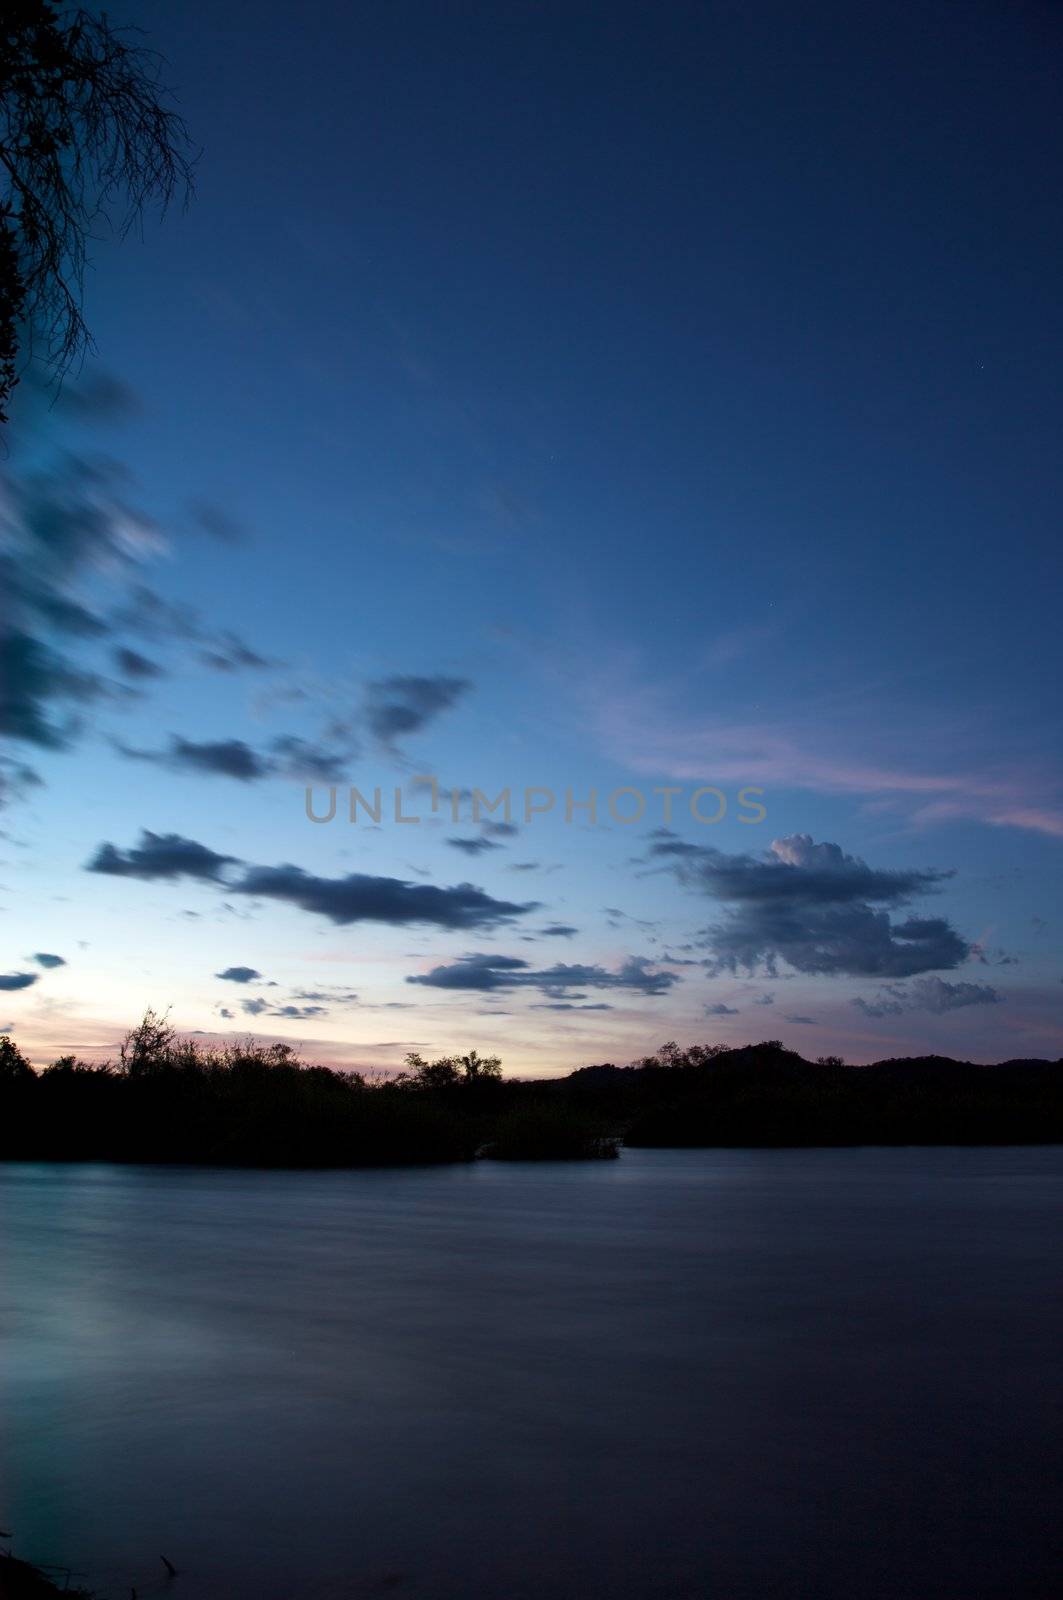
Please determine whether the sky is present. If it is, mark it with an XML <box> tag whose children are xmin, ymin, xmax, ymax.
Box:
<box><xmin>3</xmin><ymin>0</ymin><xmax>1062</xmax><ymax>1073</ymax></box>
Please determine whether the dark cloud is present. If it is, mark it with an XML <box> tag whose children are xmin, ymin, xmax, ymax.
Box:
<box><xmin>190</xmin><ymin>501</ymin><xmax>246</xmax><ymax>544</ymax></box>
<box><xmin>235</xmin><ymin>865</ymin><xmax>536</xmax><ymax>930</ymax></box>
<box><xmin>33</xmin><ymin>953</ymin><xmax>65</xmax><ymax>968</ymax></box>
<box><xmin>112</xmin><ymin>584</ymin><xmax>201</xmax><ymax>642</ymax></box>
<box><xmin>0</xmin><ymin>630</ymin><xmax>110</xmax><ymax>748</ymax></box>
<box><xmin>0</xmin><ymin>456</ymin><xmax>157</xmax><ymax>752</ymax></box>
<box><xmin>198</xmin><ymin>632</ymin><xmax>277</xmax><ymax>673</ymax></box>
<box><xmin>216</xmin><ymin>966</ymin><xmax>261</xmax><ymax>984</ymax></box>
<box><xmin>0</xmin><ymin>455</ymin><xmax>236</xmax><ymax>792</ymax></box>
<box><xmin>118</xmin><ymin>736</ymin><xmax>271</xmax><ymax>781</ymax></box>
<box><xmin>853</xmin><ymin>976</ymin><xmax>1001</xmax><ymax>1017</ymax></box>
<box><xmin>116</xmin><ymin>731</ymin><xmax>355</xmax><ymax>784</ymax></box>
<box><xmin>8</xmin><ymin>453</ymin><xmax>159</xmax><ymax>579</ymax></box>
<box><xmin>58</xmin><ymin>373</ymin><xmax>141</xmax><ymax>423</ymax></box>
<box><xmin>540</xmin><ymin>924</ymin><xmax>578</xmax><ymax>938</ymax></box>
<box><xmin>786</xmin><ymin>1015</ymin><xmax>817</xmax><ymax>1025</ymax></box>
<box><xmin>851</xmin><ymin>991</ymin><xmax>906</xmax><ymax>1018</ymax></box>
<box><xmin>650</xmin><ymin>831</ymin><xmax>951</xmax><ymax>906</ymax></box>
<box><xmin>447</xmin><ymin>836</ymin><xmax>501</xmax><ymax>856</ymax></box>
<box><xmin>407</xmin><ymin>952</ymin><xmax>679</xmax><ymax>998</ymax></box>
<box><xmin>706</xmin><ymin>1002</ymin><xmax>739</xmax><ymax>1015</ymax></box>
<box><xmin>241</xmin><ymin>997</ymin><xmax>325</xmax><ymax>1019</ymax></box>
<box><xmin>110</xmin><ymin>583</ymin><xmax>276</xmax><ymax>684</ymax></box>
<box><xmin>113</xmin><ymin>647</ymin><xmax>165</xmax><ymax>680</ymax></box>
<box><xmin>406</xmin><ymin>953</ymin><xmax>529</xmax><ymax>990</ymax></box>
<box><xmin>650</xmin><ymin>832</ymin><xmax>968</xmax><ymax>979</ymax></box>
<box><xmin>291</xmin><ymin>987</ymin><xmax>359</xmax><ymax>1004</ymax></box>
<box><xmin>0</xmin><ymin>972</ymin><xmax>37</xmax><ymax>991</ymax></box>
<box><xmin>365</xmin><ymin>675</ymin><xmax>471</xmax><ymax>744</ymax></box>
<box><xmin>86</xmin><ymin>831</ymin><xmax>239</xmax><ymax>883</ymax></box>
<box><xmin>269</xmin><ymin>735</ymin><xmax>356</xmax><ymax>783</ymax></box>
<box><xmin>914</xmin><ymin>976</ymin><xmax>1001</xmax><ymax>1013</ymax></box>
<box><xmin>530</xmin><ymin>1002</ymin><xmax>614</xmax><ymax>1012</ymax></box>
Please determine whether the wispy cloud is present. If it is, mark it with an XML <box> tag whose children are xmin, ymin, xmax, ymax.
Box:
<box><xmin>588</xmin><ymin>679</ymin><xmax>1063</xmax><ymax>839</ymax></box>
<box><xmin>407</xmin><ymin>952</ymin><xmax>679</xmax><ymax>998</ymax></box>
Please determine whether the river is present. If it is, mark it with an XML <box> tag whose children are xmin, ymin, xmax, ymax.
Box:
<box><xmin>2</xmin><ymin>1147</ymin><xmax>1061</xmax><ymax>1598</ymax></box>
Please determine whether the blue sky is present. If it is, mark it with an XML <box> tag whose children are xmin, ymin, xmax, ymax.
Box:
<box><xmin>3</xmin><ymin>0</ymin><xmax>1062</xmax><ymax>1071</ymax></box>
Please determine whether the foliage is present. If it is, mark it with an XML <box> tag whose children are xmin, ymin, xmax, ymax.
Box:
<box><xmin>0</xmin><ymin>1032</ymin><xmax>33</xmax><ymax>1079</ymax></box>
<box><xmin>0</xmin><ymin>0</ymin><xmax>195</xmax><ymax>417</ymax></box>
<box><xmin>2</xmin><ymin>1021</ymin><xmax>1062</xmax><ymax>1166</ymax></box>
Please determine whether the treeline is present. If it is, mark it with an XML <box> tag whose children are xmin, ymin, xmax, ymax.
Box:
<box><xmin>2</xmin><ymin>1022</ymin><xmax>1062</xmax><ymax>1167</ymax></box>
<box><xmin>554</xmin><ymin>1039</ymin><xmax>1063</xmax><ymax>1147</ymax></box>
<box><xmin>0</xmin><ymin>1015</ymin><xmax>617</xmax><ymax>1166</ymax></box>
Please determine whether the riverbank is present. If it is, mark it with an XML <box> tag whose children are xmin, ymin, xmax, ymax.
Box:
<box><xmin>2</xmin><ymin>1028</ymin><xmax>1062</xmax><ymax>1167</ymax></box>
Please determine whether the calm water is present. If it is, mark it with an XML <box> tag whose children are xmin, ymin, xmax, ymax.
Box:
<box><xmin>2</xmin><ymin>1148</ymin><xmax>1062</xmax><ymax>1599</ymax></box>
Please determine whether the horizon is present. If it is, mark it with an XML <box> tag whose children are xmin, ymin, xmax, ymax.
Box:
<box><xmin>4</xmin><ymin>0</ymin><xmax>1063</xmax><ymax>1075</ymax></box>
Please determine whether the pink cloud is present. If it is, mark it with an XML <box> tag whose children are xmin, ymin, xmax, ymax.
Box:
<box><xmin>588</xmin><ymin>685</ymin><xmax>1063</xmax><ymax>839</ymax></box>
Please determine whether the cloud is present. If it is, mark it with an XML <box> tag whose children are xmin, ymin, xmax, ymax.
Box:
<box><xmin>851</xmin><ymin>993</ymin><xmax>905</xmax><ymax>1018</ymax></box>
<box><xmin>234</xmin><ymin>865</ymin><xmax>536</xmax><ymax>929</ymax></box>
<box><xmin>111</xmin><ymin>583</ymin><xmax>200</xmax><ymax>641</ymax></box>
<box><xmin>268</xmin><ymin>735</ymin><xmax>355</xmax><ymax>783</ymax></box>
<box><xmin>117</xmin><ymin>735</ymin><xmax>271</xmax><ymax>782</ymax></box>
<box><xmin>291</xmin><ymin>987</ymin><xmax>359</xmax><ymax>1005</ymax></box>
<box><xmin>0</xmin><ymin>630</ymin><xmax>110</xmax><ymax>748</ymax></box>
<box><xmin>33</xmin><ymin>953</ymin><xmax>65</xmax><ymax>968</ymax></box>
<box><xmin>0</xmin><ymin>756</ymin><xmax>43</xmax><ymax>807</ymax></box>
<box><xmin>911</xmin><ymin>976</ymin><xmax>1001</xmax><ymax>1013</ymax></box>
<box><xmin>86</xmin><ymin>830</ymin><xmax>239</xmax><ymax>883</ymax></box>
<box><xmin>650</xmin><ymin>832</ymin><xmax>969</xmax><ymax>978</ymax></box>
<box><xmin>190</xmin><ymin>501</ymin><xmax>246</xmax><ymax>544</ymax></box>
<box><xmin>57</xmin><ymin>372</ymin><xmax>141</xmax><ymax>423</ymax></box>
<box><xmin>198</xmin><ymin>632</ymin><xmax>277</xmax><ymax>673</ymax></box>
<box><xmin>540</xmin><ymin>924</ymin><xmax>578</xmax><ymax>938</ymax></box>
<box><xmin>241</xmin><ymin>997</ymin><xmax>325</xmax><ymax>1019</ymax></box>
<box><xmin>706</xmin><ymin>1002</ymin><xmax>739</xmax><ymax>1015</ymax></box>
<box><xmin>650</xmin><ymin>831</ymin><xmax>950</xmax><ymax>907</ymax></box>
<box><xmin>531</xmin><ymin>1002</ymin><xmax>614</xmax><ymax>1011</ymax></box>
<box><xmin>0</xmin><ymin>972</ymin><xmax>37</xmax><ymax>991</ymax></box>
<box><xmin>447</xmin><ymin>836</ymin><xmax>501</xmax><ymax>856</ymax></box>
<box><xmin>407</xmin><ymin>952</ymin><xmax>679</xmax><ymax>998</ymax></box>
<box><xmin>216</xmin><ymin>966</ymin><xmax>261</xmax><ymax>984</ymax></box>
<box><xmin>591</xmin><ymin>680</ymin><xmax>1063</xmax><ymax>840</ymax></box>
<box><xmin>786</xmin><ymin>1014</ymin><xmax>817</xmax><ymax>1025</ymax></box>
<box><xmin>85</xmin><ymin>827</ymin><xmax>536</xmax><ymax>934</ymax></box>
<box><xmin>365</xmin><ymin>675</ymin><xmax>470</xmax><ymax>744</ymax></box>
<box><xmin>117</xmin><ymin>732</ymin><xmax>355</xmax><ymax>784</ymax></box>
<box><xmin>109</xmin><ymin>584</ymin><xmax>277</xmax><ymax>685</ymax></box>
<box><xmin>0</xmin><ymin>456</ymin><xmax>168</xmax><ymax>755</ymax></box>
<box><xmin>853</xmin><ymin>976</ymin><xmax>1001</xmax><ymax>1017</ymax></box>
<box><xmin>113</xmin><ymin>647</ymin><xmax>165</xmax><ymax>680</ymax></box>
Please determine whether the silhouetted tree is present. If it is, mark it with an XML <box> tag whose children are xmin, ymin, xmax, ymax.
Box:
<box><xmin>0</xmin><ymin>1</ymin><xmax>195</xmax><ymax>419</ymax></box>
<box><xmin>0</xmin><ymin>1033</ymin><xmax>33</xmax><ymax>1079</ymax></box>
<box><xmin>457</xmin><ymin>1048</ymin><xmax>502</xmax><ymax>1083</ymax></box>
<box><xmin>119</xmin><ymin>1006</ymin><xmax>175</xmax><ymax>1076</ymax></box>
<box><xmin>403</xmin><ymin>1051</ymin><xmax>461</xmax><ymax>1089</ymax></box>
